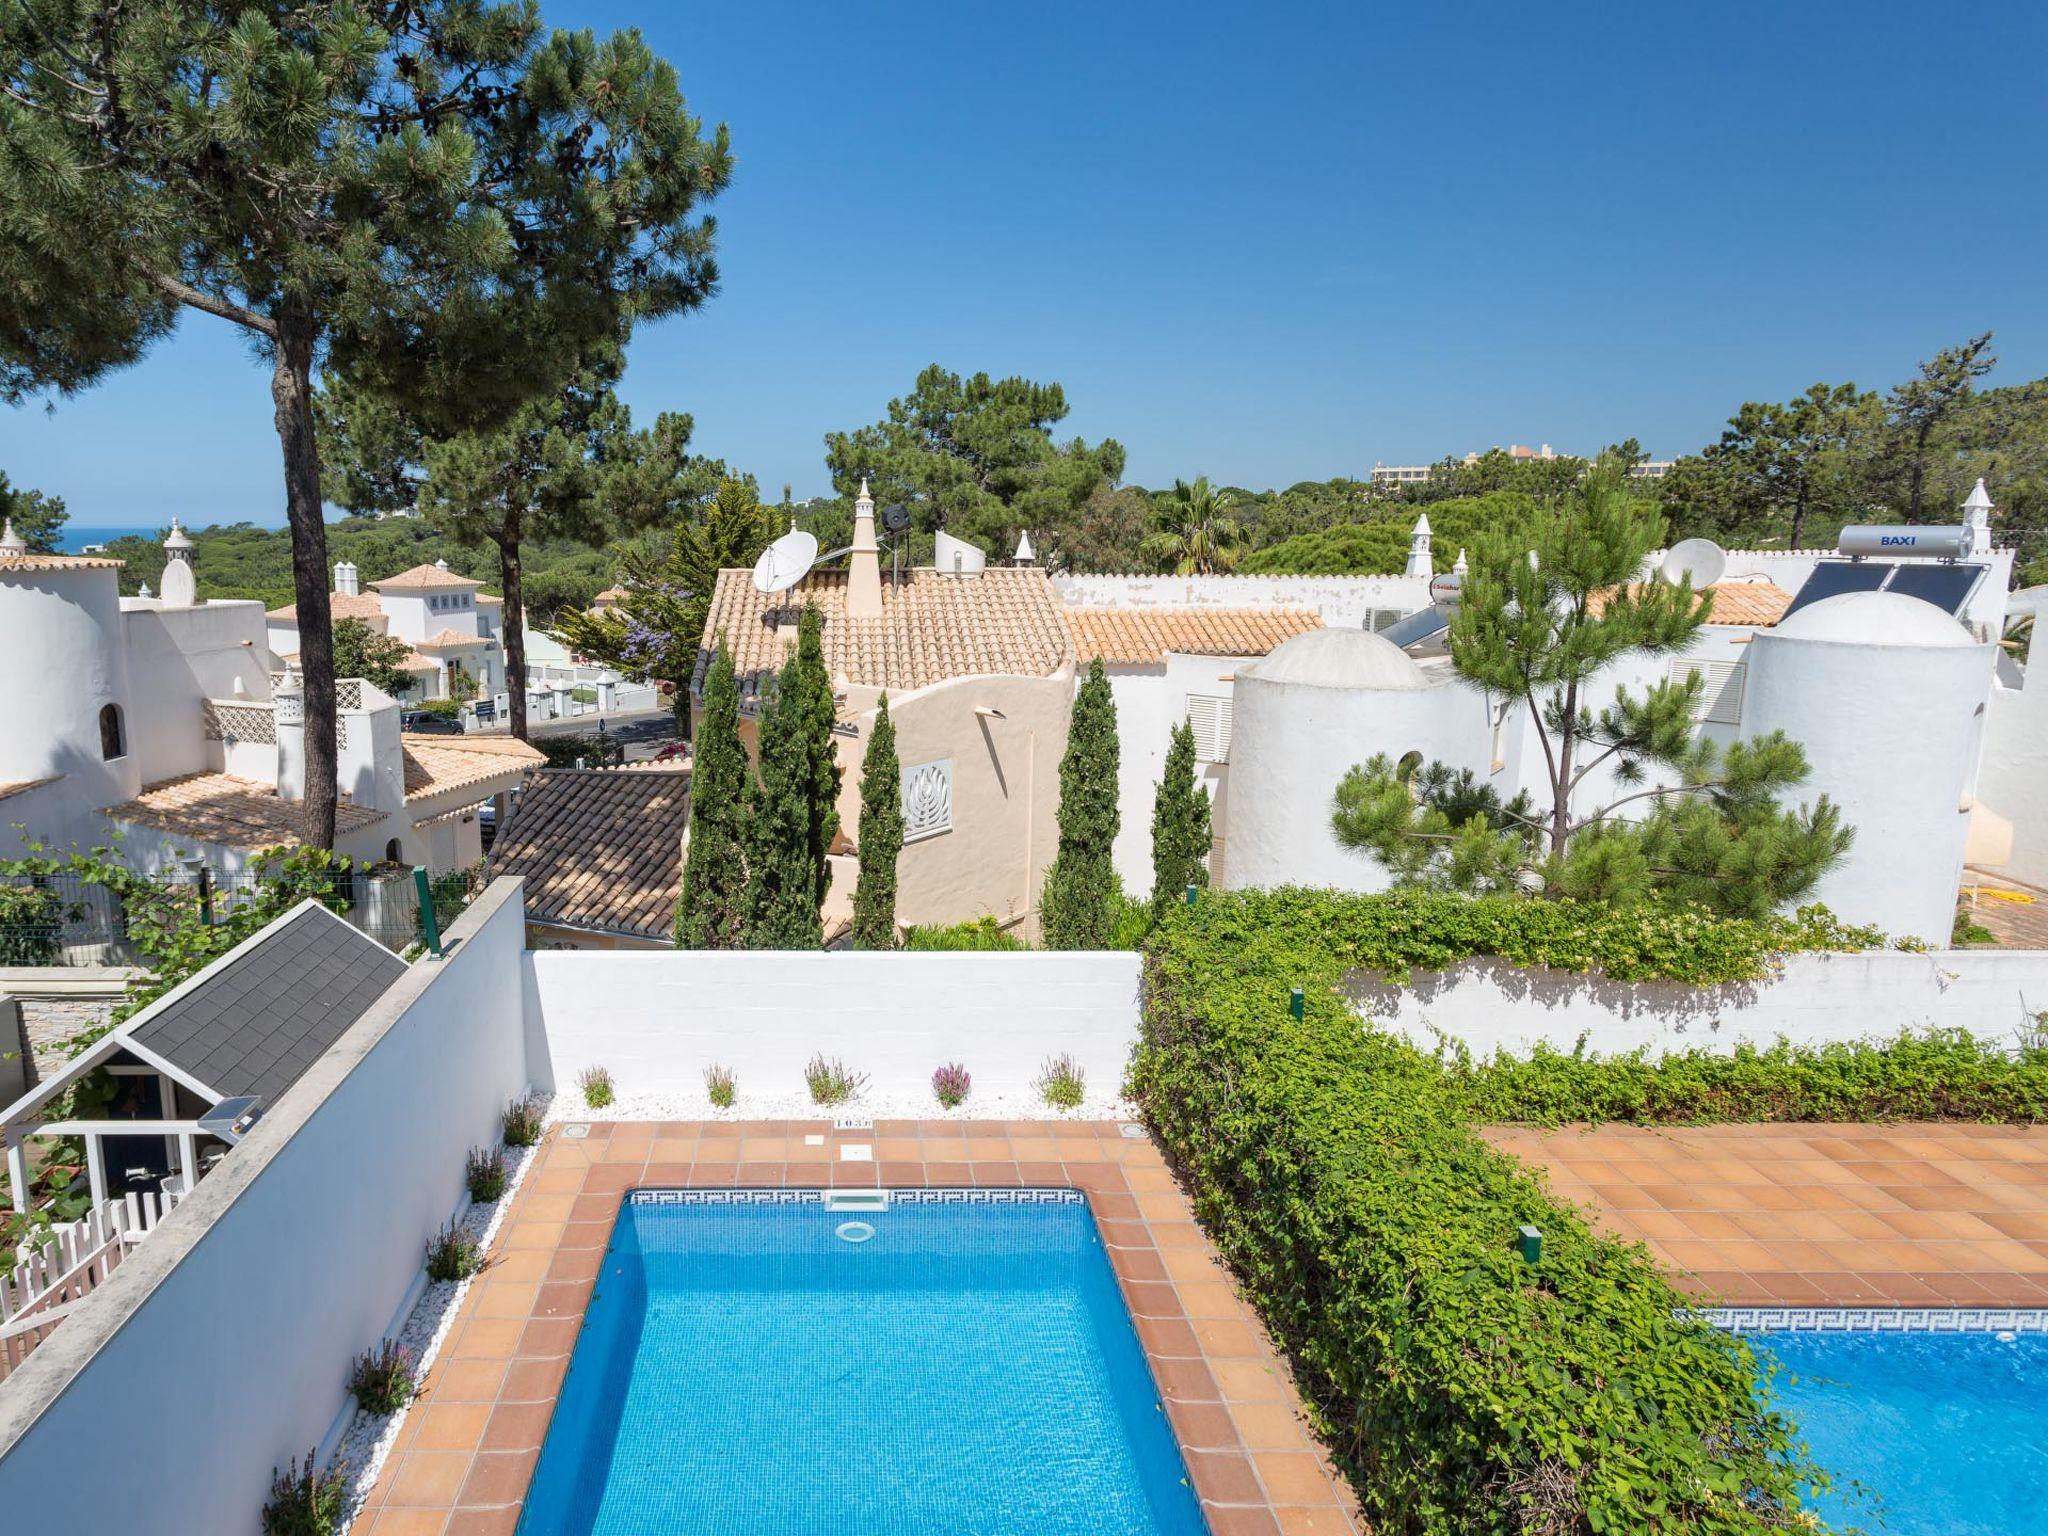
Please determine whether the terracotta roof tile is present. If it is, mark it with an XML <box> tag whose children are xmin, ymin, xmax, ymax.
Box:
<box><xmin>102</xmin><ymin>773</ymin><xmax>387</xmax><ymax>849</ymax></box>
<box><xmin>400</xmin><ymin>734</ymin><xmax>546</xmax><ymax>802</ymax></box>
<box><xmin>1588</xmin><ymin>582</ymin><xmax>1795</xmax><ymax>627</ymax></box>
<box><xmin>1064</xmin><ymin>607</ymin><xmax>1323</xmax><ymax>665</ymax></box>
<box><xmin>414</xmin><ymin>628</ymin><xmax>489</xmax><ymax>650</ymax></box>
<box><xmin>371</xmin><ymin>563</ymin><xmax>483</xmax><ymax>592</ymax></box>
<box><xmin>696</xmin><ymin>567</ymin><xmax>1072</xmax><ymax>694</ymax></box>
<box><xmin>486</xmin><ymin>767</ymin><xmax>690</xmax><ymax>940</ymax></box>
<box><xmin>0</xmin><ymin>551</ymin><xmax>124</xmax><ymax>573</ymax></box>
<box><xmin>265</xmin><ymin>591</ymin><xmax>387</xmax><ymax>622</ymax></box>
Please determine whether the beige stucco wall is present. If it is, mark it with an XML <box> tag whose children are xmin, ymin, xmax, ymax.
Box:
<box><xmin>837</xmin><ymin>671</ymin><xmax>1073</xmax><ymax>937</ymax></box>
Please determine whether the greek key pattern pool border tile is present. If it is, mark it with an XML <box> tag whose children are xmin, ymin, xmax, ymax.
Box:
<box><xmin>1702</xmin><ymin>1306</ymin><xmax>2048</xmax><ymax>1334</ymax></box>
<box><xmin>626</xmin><ymin>1186</ymin><xmax>1086</xmax><ymax>1208</ymax></box>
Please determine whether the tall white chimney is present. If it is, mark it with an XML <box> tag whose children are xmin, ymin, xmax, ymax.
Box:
<box><xmin>1405</xmin><ymin>512</ymin><xmax>1434</xmax><ymax>578</ymax></box>
<box><xmin>847</xmin><ymin>478</ymin><xmax>883</xmax><ymax>619</ymax></box>
<box><xmin>1963</xmin><ymin>478</ymin><xmax>1995</xmax><ymax>557</ymax></box>
<box><xmin>274</xmin><ymin>668</ymin><xmax>306</xmax><ymax>802</ymax></box>
<box><xmin>160</xmin><ymin>520</ymin><xmax>197</xmax><ymax>608</ymax></box>
<box><xmin>334</xmin><ymin>561</ymin><xmax>360</xmax><ymax>597</ymax></box>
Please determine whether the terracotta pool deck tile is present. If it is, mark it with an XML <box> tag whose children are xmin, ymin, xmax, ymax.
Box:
<box><xmin>361</xmin><ymin>1121</ymin><xmax>1365</xmax><ymax>1536</ymax></box>
<box><xmin>1488</xmin><ymin>1122</ymin><xmax>2048</xmax><ymax>1309</ymax></box>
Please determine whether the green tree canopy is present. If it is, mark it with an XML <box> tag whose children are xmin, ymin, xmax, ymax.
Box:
<box><xmin>1040</xmin><ymin>658</ymin><xmax>1120</xmax><ymax>948</ymax></box>
<box><xmin>1331</xmin><ymin>461</ymin><xmax>1851</xmax><ymax>916</ymax></box>
<box><xmin>823</xmin><ymin>364</ymin><xmax>1124</xmax><ymax>561</ymax></box>
<box><xmin>331</xmin><ymin>616</ymin><xmax>417</xmax><ymax>698</ymax></box>
<box><xmin>1141</xmin><ymin>477</ymin><xmax>1244</xmax><ymax>574</ymax></box>
<box><xmin>1</xmin><ymin>0</ymin><xmax>731</xmax><ymax>847</ymax></box>
<box><xmin>852</xmin><ymin>694</ymin><xmax>902</xmax><ymax>950</ymax></box>
<box><xmin>548</xmin><ymin>475</ymin><xmax>773</xmax><ymax>727</ymax></box>
<box><xmin>0</xmin><ymin>472</ymin><xmax>66</xmax><ymax>551</ymax></box>
<box><xmin>1149</xmin><ymin>719</ymin><xmax>1211</xmax><ymax>912</ymax></box>
<box><xmin>674</xmin><ymin>644</ymin><xmax>749</xmax><ymax>949</ymax></box>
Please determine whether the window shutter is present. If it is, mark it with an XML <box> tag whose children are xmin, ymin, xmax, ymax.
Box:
<box><xmin>1186</xmin><ymin>694</ymin><xmax>1233</xmax><ymax>764</ymax></box>
<box><xmin>1667</xmin><ymin>658</ymin><xmax>1746</xmax><ymax>726</ymax></box>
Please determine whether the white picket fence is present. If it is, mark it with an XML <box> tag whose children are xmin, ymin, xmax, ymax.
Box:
<box><xmin>0</xmin><ymin>1182</ymin><xmax>188</xmax><ymax>1380</ymax></box>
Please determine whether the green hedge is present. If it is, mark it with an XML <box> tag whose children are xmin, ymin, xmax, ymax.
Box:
<box><xmin>1450</xmin><ymin>1030</ymin><xmax>2048</xmax><ymax>1125</ymax></box>
<box><xmin>900</xmin><ymin>916</ymin><xmax>1028</xmax><ymax>951</ymax></box>
<box><xmin>1132</xmin><ymin>889</ymin><xmax>1837</xmax><ymax>1535</ymax></box>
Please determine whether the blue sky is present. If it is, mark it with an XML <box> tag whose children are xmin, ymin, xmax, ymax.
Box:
<box><xmin>7</xmin><ymin>0</ymin><xmax>2045</xmax><ymax>529</ymax></box>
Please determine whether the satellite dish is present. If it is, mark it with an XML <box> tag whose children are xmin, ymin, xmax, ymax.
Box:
<box><xmin>751</xmin><ymin>527</ymin><xmax>819</xmax><ymax>593</ymax></box>
<box><xmin>1661</xmin><ymin>538</ymin><xmax>1726</xmax><ymax>590</ymax></box>
<box><xmin>882</xmin><ymin>503</ymin><xmax>911</xmax><ymax>535</ymax></box>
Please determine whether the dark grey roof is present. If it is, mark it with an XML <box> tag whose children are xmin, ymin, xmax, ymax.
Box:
<box><xmin>127</xmin><ymin>905</ymin><xmax>408</xmax><ymax>1106</ymax></box>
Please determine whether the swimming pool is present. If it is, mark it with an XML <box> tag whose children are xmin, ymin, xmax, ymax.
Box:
<box><xmin>517</xmin><ymin>1189</ymin><xmax>1209</xmax><ymax>1536</ymax></box>
<box><xmin>1750</xmin><ymin>1326</ymin><xmax>2048</xmax><ymax>1534</ymax></box>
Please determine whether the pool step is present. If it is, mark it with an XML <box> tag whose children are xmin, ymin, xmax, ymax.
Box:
<box><xmin>822</xmin><ymin>1189</ymin><xmax>890</xmax><ymax>1213</ymax></box>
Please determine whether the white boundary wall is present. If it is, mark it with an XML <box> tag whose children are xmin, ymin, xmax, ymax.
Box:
<box><xmin>527</xmin><ymin>950</ymin><xmax>1144</xmax><ymax>1102</ymax></box>
<box><xmin>0</xmin><ymin>881</ymin><xmax>531</xmax><ymax>1535</ymax></box>
<box><xmin>1353</xmin><ymin>948</ymin><xmax>2048</xmax><ymax>1059</ymax></box>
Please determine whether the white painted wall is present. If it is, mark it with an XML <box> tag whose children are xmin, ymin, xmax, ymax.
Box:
<box><xmin>528</xmin><ymin>950</ymin><xmax>1144</xmax><ymax>1103</ymax></box>
<box><xmin>1054</xmin><ymin>571</ymin><xmax>1431</xmax><ymax>628</ymax></box>
<box><xmin>0</xmin><ymin>884</ymin><xmax>531</xmax><ymax>1535</ymax></box>
<box><xmin>1105</xmin><ymin>653</ymin><xmax>1241</xmax><ymax>897</ymax></box>
<box><xmin>1977</xmin><ymin>628</ymin><xmax>2048</xmax><ymax>889</ymax></box>
<box><xmin>0</xmin><ymin>564</ymin><xmax>135</xmax><ymax>810</ymax></box>
<box><xmin>120</xmin><ymin>601</ymin><xmax>275</xmax><ymax>786</ymax></box>
<box><xmin>1355</xmin><ymin>947</ymin><xmax>2048</xmax><ymax>1060</ymax></box>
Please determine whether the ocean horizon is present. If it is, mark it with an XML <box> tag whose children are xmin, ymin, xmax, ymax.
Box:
<box><xmin>59</xmin><ymin>520</ymin><xmax>290</xmax><ymax>552</ymax></box>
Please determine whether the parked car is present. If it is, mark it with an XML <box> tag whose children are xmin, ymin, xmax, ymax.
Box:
<box><xmin>400</xmin><ymin>709</ymin><xmax>464</xmax><ymax>735</ymax></box>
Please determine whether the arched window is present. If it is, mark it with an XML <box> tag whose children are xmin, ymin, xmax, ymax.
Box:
<box><xmin>99</xmin><ymin>703</ymin><xmax>125</xmax><ymax>761</ymax></box>
<box><xmin>1395</xmin><ymin>749</ymin><xmax>1424</xmax><ymax>782</ymax></box>
<box><xmin>384</xmin><ymin>838</ymin><xmax>404</xmax><ymax>863</ymax></box>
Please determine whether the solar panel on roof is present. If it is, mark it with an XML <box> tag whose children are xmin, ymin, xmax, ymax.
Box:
<box><xmin>1781</xmin><ymin>561</ymin><xmax>1892</xmax><ymax>620</ymax></box>
<box><xmin>1381</xmin><ymin>605</ymin><xmax>1451</xmax><ymax>650</ymax></box>
<box><xmin>1881</xmin><ymin>561</ymin><xmax>1986</xmax><ymax>617</ymax></box>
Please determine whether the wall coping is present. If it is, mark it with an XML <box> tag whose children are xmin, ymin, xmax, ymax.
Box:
<box><xmin>0</xmin><ymin>967</ymin><xmax>149</xmax><ymax>998</ymax></box>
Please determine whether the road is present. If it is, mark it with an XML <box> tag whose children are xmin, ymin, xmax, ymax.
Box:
<box><xmin>469</xmin><ymin>706</ymin><xmax>685</xmax><ymax>763</ymax></box>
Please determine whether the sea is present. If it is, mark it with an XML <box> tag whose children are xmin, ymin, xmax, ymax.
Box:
<box><xmin>58</xmin><ymin>525</ymin><xmax>162</xmax><ymax>554</ymax></box>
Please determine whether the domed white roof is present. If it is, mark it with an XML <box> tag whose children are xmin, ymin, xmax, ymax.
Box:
<box><xmin>1239</xmin><ymin>625</ymin><xmax>1434</xmax><ymax>690</ymax></box>
<box><xmin>1772</xmin><ymin>589</ymin><xmax>1975</xmax><ymax>648</ymax></box>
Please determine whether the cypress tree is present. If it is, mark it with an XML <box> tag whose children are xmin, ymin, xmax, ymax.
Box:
<box><xmin>743</xmin><ymin>657</ymin><xmax>824</xmax><ymax>948</ymax></box>
<box><xmin>852</xmin><ymin>695</ymin><xmax>904</xmax><ymax>949</ymax></box>
<box><xmin>1151</xmin><ymin>719</ymin><xmax>1213</xmax><ymax>912</ymax></box>
<box><xmin>675</xmin><ymin>646</ymin><xmax>750</xmax><ymax>948</ymax></box>
<box><xmin>793</xmin><ymin>606</ymin><xmax>844</xmax><ymax>907</ymax></box>
<box><xmin>1041</xmin><ymin>658</ymin><xmax>1121</xmax><ymax>948</ymax></box>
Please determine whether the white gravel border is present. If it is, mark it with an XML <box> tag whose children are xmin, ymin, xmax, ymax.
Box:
<box><xmin>335</xmin><ymin>1099</ymin><xmax>549</xmax><ymax>1532</ymax></box>
<box><xmin>544</xmin><ymin>1088</ymin><xmax>1140</xmax><ymax>1125</ymax></box>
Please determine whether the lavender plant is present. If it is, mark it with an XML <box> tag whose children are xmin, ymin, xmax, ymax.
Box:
<box><xmin>931</xmin><ymin>1063</ymin><xmax>972</xmax><ymax>1109</ymax></box>
<box><xmin>1037</xmin><ymin>1054</ymin><xmax>1087</xmax><ymax>1110</ymax></box>
<box><xmin>261</xmin><ymin>1450</ymin><xmax>348</xmax><ymax>1536</ymax></box>
<box><xmin>579</xmin><ymin>1065</ymin><xmax>616</xmax><ymax>1109</ymax></box>
<box><xmin>501</xmin><ymin>1093</ymin><xmax>544</xmax><ymax>1148</ymax></box>
<box><xmin>346</xmin><ymin>1340</ymin><xmax>417</xmax><ymax>1416</ymax></box>
<box><xmin>804</xmin><ymin>1054</ymin><xmax>868</xmax><ymax>1106</ymax></box>
<box><xmin>424</xmin><ymin>1223</ymin><xmax>481</xmax><ymax>1283</ymax></box>
<box><xmin>704</xmin><ymin>1063</ymin><xmax>737</xmax><ymax>1108</ymax></box>
<box><xmin>466</xmin><ymin>1147</ymin><xmax>507</xmax><ymax>1203</ymax></box>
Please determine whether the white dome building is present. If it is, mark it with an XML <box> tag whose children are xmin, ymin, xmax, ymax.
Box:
<box><xmin>1224</xmin><ymin>627</ymin><xmax>1474</xmax><ymax>892</ymax></box>
<box><xmin>1743</xmin><ymin>589</ymin><xmax>1994</xmax><ymax>943</ymax></box>
<box><xmin>0</xmin><ymin>522</ymin><xmax>138</xmax><ymax>815</ymax></box>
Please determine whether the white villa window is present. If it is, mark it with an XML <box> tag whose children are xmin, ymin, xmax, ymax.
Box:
<box><xmin>901</xmin><ymin>759</ymin><xmax>954</xmax><ymax>842</ymax></box>
<box><xmin>1186</xmin><ymin>694</ymin><xmax>1232</xmax><ymax>764</ymax></box>
<box><xmin>1666</xmin><ymin>657</ymin><xmax>1746</xmax><ymax>726</ymax></box>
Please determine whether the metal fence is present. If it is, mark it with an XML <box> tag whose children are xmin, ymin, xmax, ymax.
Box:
<box><xmin>0</xmin><ymin>865</ymin><xmax>475</xmax><ymax>967</ymax></box>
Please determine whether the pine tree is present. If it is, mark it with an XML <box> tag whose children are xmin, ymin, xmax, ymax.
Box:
<box><xmin>743</xmin><ymin>657</ymin><xmax>824</xmax><ymax>949</ymax></box>
<box><xmin>1150</xmin><ymin>719</ymin><xmax>1212</xmax><ymax>912</ymax></box>
<box><xmin>1041</xmin><ymin>658</ymin><xmax>1121</xmax><ymax>948</ymax></box>
<box><xmin>0</xmin><ymin>4</ymin><xmax>731</xmax><ymax>846</ymax></box>
<box><xmin>674</xmin><ymin>647</ymin><xmax>749</xmax><ymax>949</ymax></box>
<box><xmin>852</xmin><ymin>695</ymin><xmax>903</xmax><ymax>949</ymax></box>
<box><xmin>793</xmin><ymin>607</ymin><xmax>844</xmax><ymax>907</ymax></box>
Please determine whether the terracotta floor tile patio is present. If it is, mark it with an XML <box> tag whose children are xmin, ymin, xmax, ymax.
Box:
<box><xmin>1486</xmin><ymin>1122</ymin><xmax>2048</xmax><ymax>1307</ymax></box>
<box><xmin>355</xmin><ymin>1120</ymin><xmax>1364</xmax><ymax>1536</ymax></box>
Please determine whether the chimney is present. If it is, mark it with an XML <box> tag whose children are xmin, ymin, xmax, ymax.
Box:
<box><xmin>274</xmin><ymin>668</ymin><xmax>306</xmax><ymax>802</ymax></box>
<box><xmin>1963</xmin><ymin>478</ymin><xmax>1995</xmax><ymax>557</ymax></box>
<box><xmin>160</xmin><ymin>519</ymin><xmax>197</xmax><ymax>607</ymax></box>
<box><xmin>334</xmin><ymin>561</ymin><xmax>360</xmax><ymax>598</ymax></box>
<box><xmin>1014</xmin><ymin>529</ymin><xmax>1035</xmax><ymax>566</ymax></box>
<box><xmin>1405</xmin><ymin>512</ymin><xmax>1434</xmax><ymax>578</ymax></box>
<box><xmin>847</xmin><ymin>477</ymin><xmax>883</xmax><ymax>619</ymax></box>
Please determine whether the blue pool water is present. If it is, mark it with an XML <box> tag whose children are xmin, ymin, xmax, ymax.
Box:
<box><xmin>518</xmin><ymin>1191</ymin><xmax>1208</xmax><ymax>1536</ymax></box>
<box><xmin>1754</xmin><ymin>1329</ymin><xmax>2048</xmax><ymax>1534</ymax></box>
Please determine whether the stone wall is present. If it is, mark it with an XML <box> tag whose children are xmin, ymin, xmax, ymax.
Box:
<box><xmin>0</xmin><ymin>968</ymin><xmax>145</xmax><ymax>1090</ymax></box>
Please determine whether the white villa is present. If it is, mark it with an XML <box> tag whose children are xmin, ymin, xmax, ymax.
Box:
<box><xmin>0</xmin><ymin>524</ymin><xmax>541</xmax><ymax>878</ymax></box>
<box><xmin>695</xmin><ymin>480</ymin><xmax>2030</xmax><ymax>947</ymax></box>
<box><xmin>264</xmin><ymin>558</ymin><xmax>506</xmax><ymax>704</ymax></box>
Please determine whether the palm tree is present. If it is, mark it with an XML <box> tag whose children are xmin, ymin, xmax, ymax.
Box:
<box><xmin>1142</xmin><ymin>477</ymin><xmax>1245</xmax><ymax>574</ymax></box>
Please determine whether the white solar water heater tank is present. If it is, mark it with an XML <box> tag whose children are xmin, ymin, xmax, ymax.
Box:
<box><xmin>1742</xmin><ymin>590</ymin><xmax>1994</xmax><ymax>945</ymax></box>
